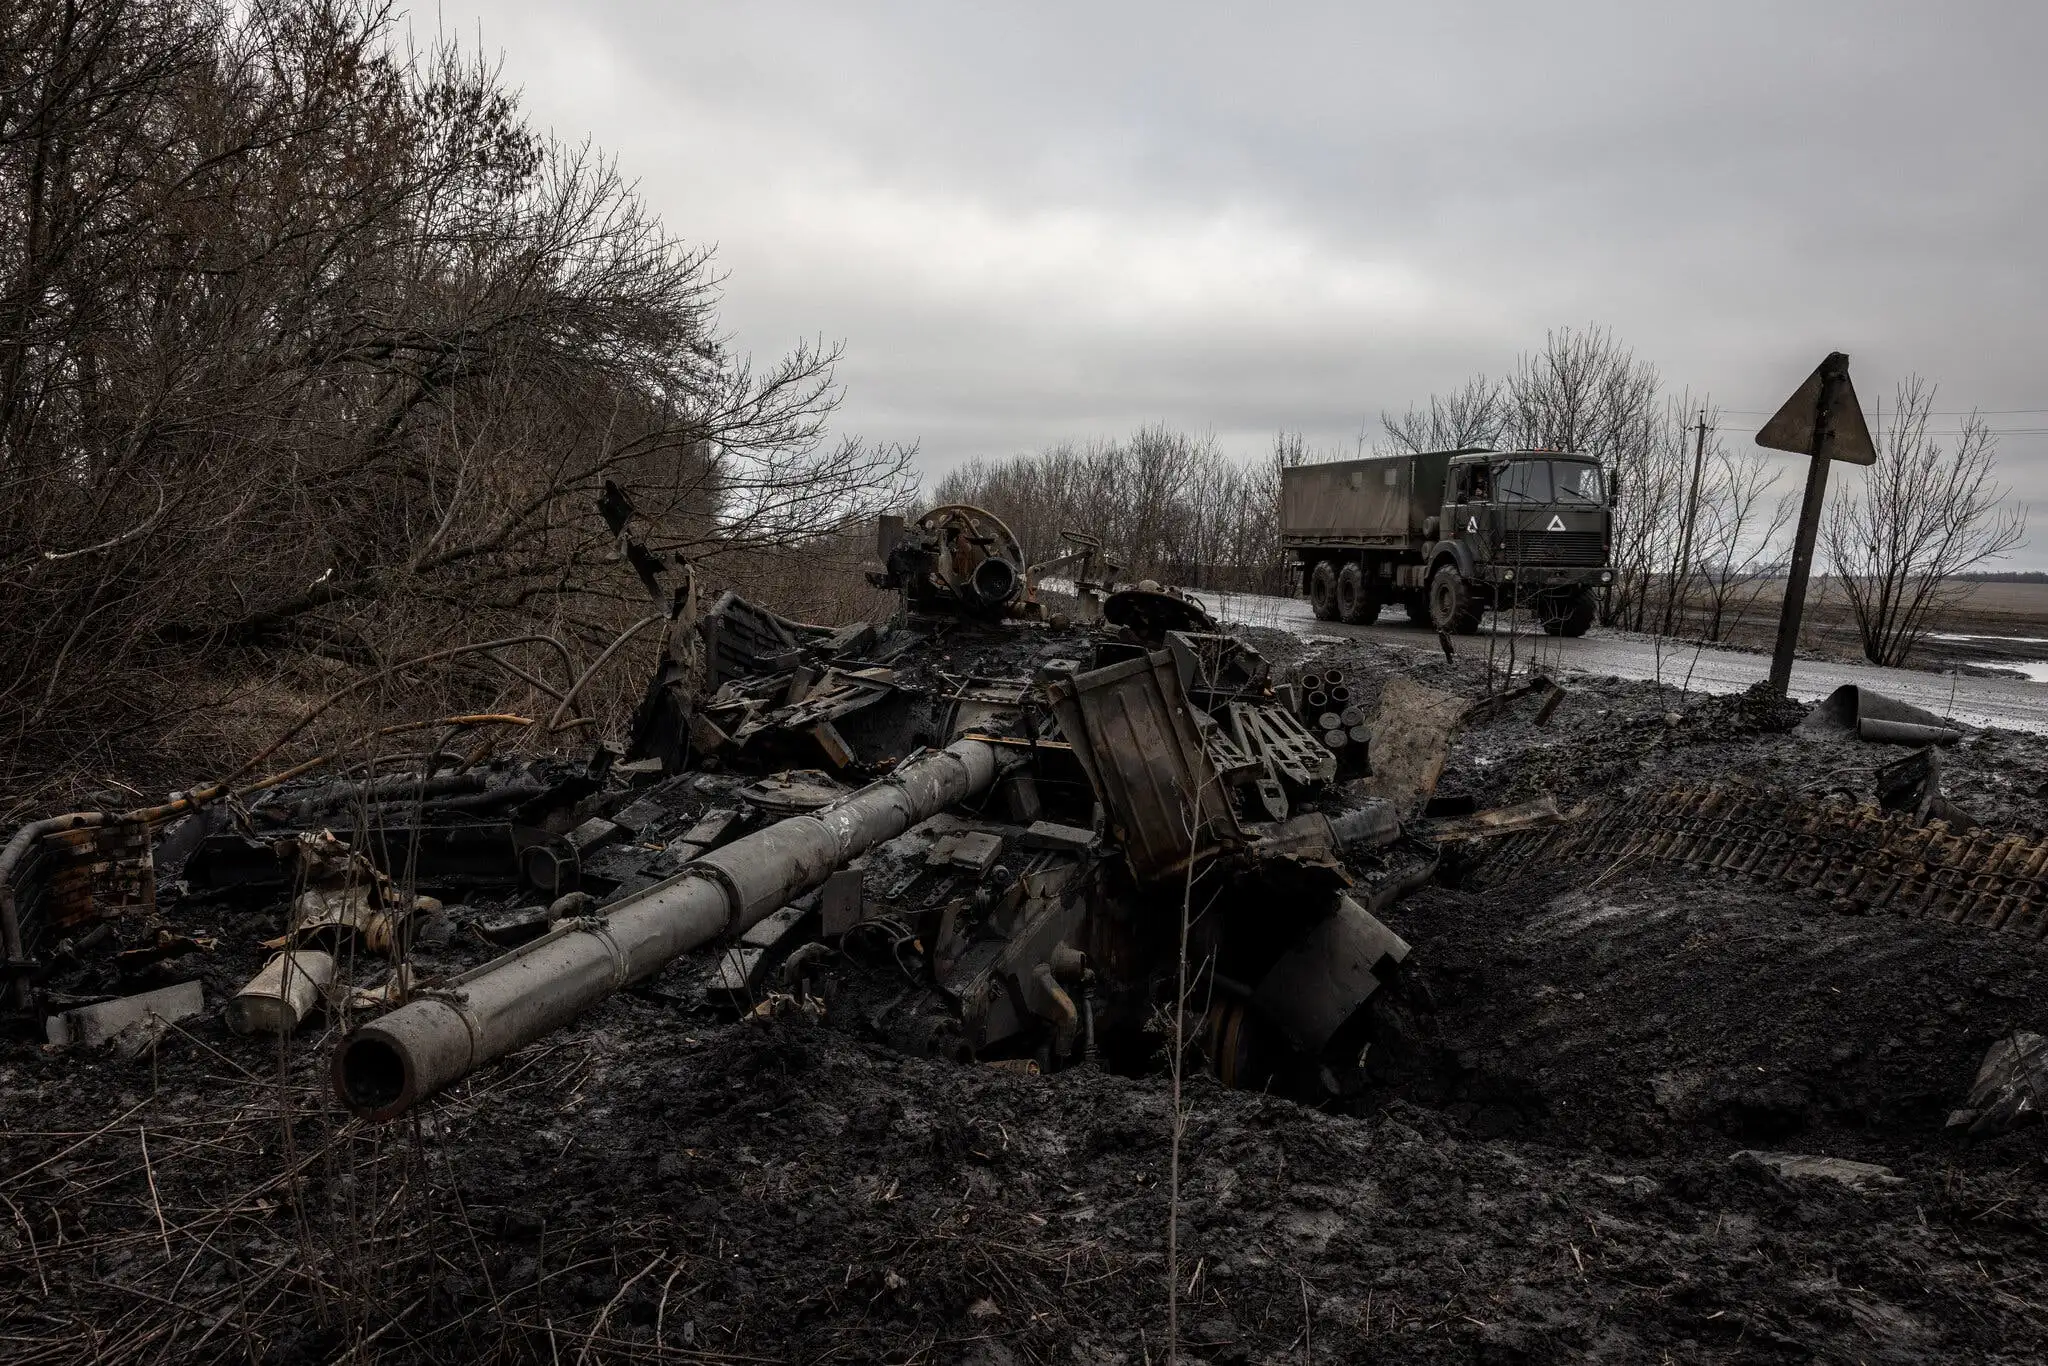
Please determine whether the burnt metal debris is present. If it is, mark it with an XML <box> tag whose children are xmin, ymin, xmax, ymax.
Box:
<box><xmin>5</xmin><ymin>499</ymin><xmax>1574</xmax><ymax>1122</ymax></box>
<box><xmin>1481</xmin><ymin>776</ymin><xmax>2048</xmax><ymax>937</ymax></box>
<box><xmin>1795</xmin><ymin>683</ymin><xmax>1969</xmax><ymax>746</ymax></box>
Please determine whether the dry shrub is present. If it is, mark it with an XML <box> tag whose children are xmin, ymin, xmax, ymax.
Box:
<box><xmin>0</xmin><ymin>0</ymin><xmax>910</xmax><ymax>804</ymax></box>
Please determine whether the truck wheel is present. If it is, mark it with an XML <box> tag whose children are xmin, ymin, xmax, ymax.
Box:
<box><xmin>1308</xmin><ymin>562</ymin><xmax>1339</xmax><ymax>620</ymax></box>
<box><xmin>1429</xmin><ymin>566</ymin><xmax>1482</xmax><ymax>635</ymax></box>
<box><xmin>1401</xmin><ymin>591</ymin><xmax>1431</xmax><ymax>626</ymax></box>
<box><xmin>1540</xmin><ymin>590</ymin><xmax>1596</xmax><ymax>638</ymax></box>
<box><xmin>1336</xmin><ymin>563</ymin><xmax>1381</xmax><ymax>625</ymax></box>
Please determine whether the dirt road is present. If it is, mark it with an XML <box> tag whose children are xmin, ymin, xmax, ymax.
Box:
<box><xmin>1208</xmin><ymin>590</ymin><xmax>2048</xmax><ymax>733</ymax></box>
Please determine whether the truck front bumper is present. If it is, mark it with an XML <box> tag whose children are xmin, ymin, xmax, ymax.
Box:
<box><xmin>1485</xmin><ymin>565</ymin><xmax>1613</xmax><ymax>590</ymax></box>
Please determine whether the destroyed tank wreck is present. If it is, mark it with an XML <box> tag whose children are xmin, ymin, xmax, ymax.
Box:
<box><xmin>2</xmin><ymin>498</ymin><xmax>1561</xmax><ymax>1123</ymax></box>
<box><xmin>331</xmin><ymin>503</ymin><xmax>1563</xmax><ymax>1117</ymax></box>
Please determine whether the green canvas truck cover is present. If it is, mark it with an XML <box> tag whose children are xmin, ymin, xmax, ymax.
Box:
<box><xmin>1279</xmin><ymin>450</ymin><xmax>1459</xmax><ymax>545</ymax></box>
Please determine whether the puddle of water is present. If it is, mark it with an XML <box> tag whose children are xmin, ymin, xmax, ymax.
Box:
<box><xmin>1929</xmin><ymin>631</ymin><xmax>2048</xmax><ymax>645</ymax></box>
<box><xmin>1968</xmin><ymin>659</ymin><xmax>2048</xmax><ymax>683</ymax></box>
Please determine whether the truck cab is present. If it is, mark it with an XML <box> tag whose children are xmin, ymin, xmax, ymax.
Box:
<box><xmin>1433</xmin><ymin>451</ymin><xmax>1613</xmax><ymax>635</ymax></box>
<box><xmin>1279</xmin><ymin>446</ymin><xmax>1613</xmax><ymax>636</ymax></box>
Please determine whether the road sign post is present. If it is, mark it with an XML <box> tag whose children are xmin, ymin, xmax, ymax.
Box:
<box><xmin>1755</xmin><ymin>351</ymin><xmax>1876</xmax><ymax>696</ymax></box>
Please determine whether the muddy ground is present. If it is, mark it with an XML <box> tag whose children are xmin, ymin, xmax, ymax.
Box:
<box><xmin>1657</xmin><ymin>578</ymin><xmax>2048</xmax><ymax>681</ymax></box>
<box><xmin>4</xmin><ymin>632</ymin><xmax>2046</xmax><ymax>1363</ymax></box>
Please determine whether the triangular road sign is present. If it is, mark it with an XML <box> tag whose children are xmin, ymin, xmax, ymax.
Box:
<box><xmin>1755</xmin><ymin>358</ymin><xmax>1876</xmax><ymax>466</ymax></box>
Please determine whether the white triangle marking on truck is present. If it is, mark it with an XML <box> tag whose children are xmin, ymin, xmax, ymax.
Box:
<box><xmin>1547</xmin><ymin>514</ymin><xmax>1566</xmax><ymax>531</ymax></box>
<box><xmin>1467</xmin><ymin>516</ymin><xmax>1477</xmax><ymax>533</ymax></box>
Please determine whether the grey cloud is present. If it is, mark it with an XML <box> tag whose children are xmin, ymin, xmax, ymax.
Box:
<box><xmin>438</xmin><ymin>0</ymin><xmax>2048</xmax><ymax>561</ymax></box>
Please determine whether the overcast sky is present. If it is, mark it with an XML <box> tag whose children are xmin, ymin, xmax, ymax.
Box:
<box><xmin>432</xmin><ymin>1</ymin><xmax>2048</xmax><ymax>565</ymax></box>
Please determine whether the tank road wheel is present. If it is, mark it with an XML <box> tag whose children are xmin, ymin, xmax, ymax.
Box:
<box><xmin>1308</xmin><ymin>561</ymin><xmax>1340</xmax><ymax>621</ymax></box>
<box><xmin>1401</xmin><ymin>590</ymin><xmax>1431</xmax><ymax>625</ymax></box>
<box><xmin>1540</xmin><ymin>589</ymin><xmax>1596</xmax><ymax>638</ymax></box>
<box><xmin>1336</xmin><ymin>563</ymin><xmax>1381</xmax><ymax>625</ymax></box>
<box><xmin>1429</xmin><ymin>565</ymin><xmax>1482</xmax><ymax>635</ymax></box>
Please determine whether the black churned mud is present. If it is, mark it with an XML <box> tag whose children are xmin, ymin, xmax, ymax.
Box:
<box><xmin>7</xmin><ymin>993</ymin><xmax>2043</xmax><ymax>1364</ymax></box>
<box><xmin>4</xmin><ymin>635</ymin><xmax>2046</xmax><ymax>1363</ymax></box>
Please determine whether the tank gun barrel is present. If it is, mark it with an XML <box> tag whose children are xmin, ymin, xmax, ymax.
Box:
<box><xmin>334</xmin><ymin>739</ymin><xmax>1006</xmax><ymax>1121</ymax></box>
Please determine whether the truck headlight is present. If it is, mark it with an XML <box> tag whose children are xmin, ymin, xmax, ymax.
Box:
<box><xmin>1599</xmin><ymin>570</ymin><xmax>1613</xmax><ymax>583</ymax></box>
<box><xmin>1502</xmin><ymin>569</ymin><xmax>1514</xmax><ymax>581</ymax></box>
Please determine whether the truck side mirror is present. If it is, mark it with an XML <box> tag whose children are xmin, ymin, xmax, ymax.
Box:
<box><xmin>1605</xmin><ymin>471</ymin><xmax>1619</xmax><ymax>506</ymax></box>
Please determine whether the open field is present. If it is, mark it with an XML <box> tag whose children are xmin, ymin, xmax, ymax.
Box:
<box><xmin>1675</xmin><ymin>578</ymin><xmax>2048</xmax><ymax>678</ymax></box>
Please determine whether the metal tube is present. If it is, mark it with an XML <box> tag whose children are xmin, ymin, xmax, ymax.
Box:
<box><xmin>0</xmin><ymin>813</ymin><xmax>109</xmax><ymax>1010</ymax></box>
<box><xmin>335</xmin><ymin>739</ymin><xmax>1005</xmax><ymax>1120</ymax></box>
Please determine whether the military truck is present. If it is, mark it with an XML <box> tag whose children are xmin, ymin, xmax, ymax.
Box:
<box><xmin>1280</xmin><ymin>447</ymin><xmax>1614</xmax><ymax>636</ymax></box>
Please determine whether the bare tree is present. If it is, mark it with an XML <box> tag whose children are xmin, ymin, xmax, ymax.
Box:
<box><xmin>1821</xmin><ymin>377</ymin><xmax>2026</xmax><ymax>666</ymax></box>
<box><xmin>1380</xmin><ymin>374</ymin><xmax>1507</xmax><ymax>453</ymax></box>
<box><xmin>0</xmin><ymin>0</ymin><xmax>910</xmax><ymax>791</ymax></box>
<box><xmin>1504</xmin><ymin>328</ymin><xmax>1671</xmax><ymax>628</ymax></box>
<box><xmin>933</xmin><ymin>427</ymin><xmax>1294</xmax><ymax>595</ymax></box>
<box><xmin>1692</xmin><ymin>445</ymin><xmax>1793</xmax><ymax>641</ymax></box>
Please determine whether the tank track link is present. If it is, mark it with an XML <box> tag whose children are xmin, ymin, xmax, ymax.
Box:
<box><xmin>1475</xmin><ymin>779</ymin><xmax>2048</xmax><ymax>940</ymax></box>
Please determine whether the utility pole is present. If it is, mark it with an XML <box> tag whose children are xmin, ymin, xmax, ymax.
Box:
<box><xmin>1755</xmin><ymin>352</ymin><xmax>1874</xmax><ymax>696</ymax></box>
<box><xmin>1665</xmin><ymin>409</ymin><xmax>1709</xmax><ymax>636</ymax></box>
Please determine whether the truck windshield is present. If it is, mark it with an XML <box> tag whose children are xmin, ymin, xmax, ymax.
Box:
<box><xmin>1497</xmin><ymin>460</ymin><xmax>1604</xmax><ymax>505</ymax></box>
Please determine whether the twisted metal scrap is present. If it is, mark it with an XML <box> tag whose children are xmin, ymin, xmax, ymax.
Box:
<box><xmin>1479</xmin><ymin>779</ymin><xmax>2048</xmax><ymax>939</ymax></box>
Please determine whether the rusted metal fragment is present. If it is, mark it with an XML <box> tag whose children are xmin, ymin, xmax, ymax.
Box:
<box><xmin>289</xmin><ymin>887</ymin><xmax>411</xmax><ymax>955</ymax></box>
<box><xmin>1227</xmin><ymin>700</ymin><xmax>1335</xmax><ymax>790</ymax></box>
<box><xmin>820</xmin><ymin>866</ymin><xmax>866</xmax><ymax>937</ymax></box>
<box><xmin>700</xmin><ymin>590</ymin><xmax>824</xmax><ymax>685</ymax></box>
<box><xmin>46</xmin><ymin>980</ymin><xmax>202</xmax><ymax>1047</ymax></box>
<box><xmin>709</xmin><ymin>901</ymin><xmax>815</xmax><ymax>1003</ymax></box>
<box><xmin>1410</xmin><ymin>794</ymin><xmax>1568</xmax><ymax>844</ymax></box>
<box><xmin>1875</xmin><ymin>747</ymin><xmax>1977</xmax><ymax>829</ymax></box>
<box><xmin>1250</xmin><ymin>893</ymin><xmax>1410</xmax><ymax>1054</ymax></box>
<box><xmin>225</xmin><ymin>950</ymin><xmax>335</xmax><ymax>1035</ymax></box>
<box><xmin>1361</xmin><ymin>676</ymin><xmax>1471</xmax><ymax>815</ymax></box>
<box><xmin>1045</xmin><ymin>650</ymin><xmax>1241</xmax><ymax>886</ymax></box>
<box><xmin>1947</xmin><ymin>1032</ymin><xmax>2047</xmax><ymax>1139</ymax></box>
<box><xmin>1796</xmin><ymin>684</ymin><xmax>1965</xmax><ymax>746</ymax></box>
<box><xmin>1249</xmin><ymin>804</ymin><xmax>1403</xmax><ymax>871</ymax></box>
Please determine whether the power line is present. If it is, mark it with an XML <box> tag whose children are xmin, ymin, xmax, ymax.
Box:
<box><xmin>1718</xmin><ymin>406</ymin><xmax>2048</xmax><ymax>417</ymax></box>
<box><xmin>1723</xmin><ymin>426</ymin><xmax>2048</xmax><ymax>437</ymax></box>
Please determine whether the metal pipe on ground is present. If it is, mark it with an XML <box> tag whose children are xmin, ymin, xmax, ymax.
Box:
<box><xmin>334</xmin><ymin>739</ymin><xmax>1007</xmax><ymax>1121</ymax></box>
<box><xmin>257</xmin><ymin>770</ymin><xmax>490</xmax><ymax>818</ymax></box>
